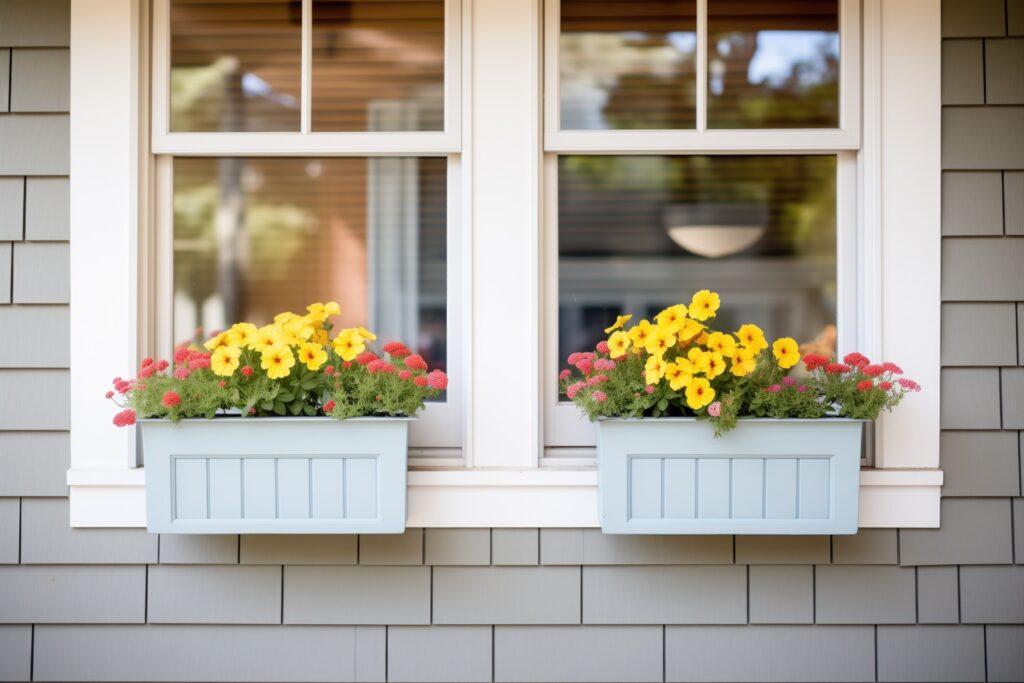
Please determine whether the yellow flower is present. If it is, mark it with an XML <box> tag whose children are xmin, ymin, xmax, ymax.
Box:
<box><xmin>644</xmin><ymin>326</ymin><xmax>677</xmax><ymax>357</ymax></box>
<box><xmin>676</xmin><ymin>317</ymin><xmax>704</xmax><ymax>344</ymax></box>
<box><xmin>604</xmin><ymin>314</ymin><xmax>633</xmax><ymax>334</ymax></box>
<box><xmin>356</xmin><ymin>326</ymin><xmax>377</xmax><ymax>342</ymax></box>
<box><xmin>686</xmin><ymin>377</ymin><xmax>715</xmax><ymax>410</ymax></box>
<box><xmin>607</xmin><ymin>330</ymin><xmax>630</xmax><ymax>359</ymax></box>
<box><xmin>644</xmin><ymin>354</ymin><xmax>667</xmax><ymax>385</ymax></box>
<box><xmin>730</xmin><ymin>346</ymin><xmax>757</xmax><ymax>377</ymax></box>
<box><xmin>687</xmin><ymin>347</ymin><xmax>708</xmax><ymax>370</ymax></box>
<box><xmin>260</xmin><ymin>343</ymin><xmax>295</xmax><ymax>380</ymax></box>
<box><xmin>688</xmin><ymin>290</ymin><xmax>720</xmax><ymax>321</ymax></box>
<box><xmin>654</xmin><ymin>305</ymin><xmax>688</xmax><ymax>333</ymax></box>
<box><xmin>203</xmin><ymin>331</ymin><xmax>231</xmax><ymax>352</ymax></box>
<box><xmin>297</xmin><ymin>342</ymin><xmax>328</xmax><ymax>371</ymax></box>
<box><xmin>252</xmin><ymin>324</ymin><xmax>284</xmax><ymax>352</ymax></box>
<box><xmin>279</xmin><ymin>316</ymin><xmax>314</xmax><ymax>344</ymax></box>
<box><xmin>736</xmin><ymin>324</ymin><xmax>768</xmax><ymax>352</ymax></box>
<box><xmin>628</xmin><ymin>319</ymin><xmax>655</xmax><ymax>349</ymax></box>
<box><xmin>331</xmin><ymin>329</ymin><xmax>365</xmax><ymax>362</ymax></box>
<box><xmin>226</xmin><ymin>322</ymin><xmax>258</xmax><ymax>348</ymax></box>
<box><xmin>706</xmin><ymin>331</ymin><xmax>736</xmax><ymax>357</ymax></box>
<box><xmin>704</xmin><ymin>351</ymin><xmax>726</xmax><ymax>379</ymax></box>
<box><xmin>306</xmin><ymin>301</ymin><xmax>340</xmax><ymax>321</ymax></box>
<box><xmin>772</xmin><ymin>337</ymin><xmax>800</xmax><ymax>369</ymax></box>
<box><xmin>211</xmin><ymin>345</ymin><xmax>241</xmax><ymax>377</ymax></box>
<box><xmin>663</xmin><ymin>360</ymin><xmax>694</xmax><ymax>391</ymax></box>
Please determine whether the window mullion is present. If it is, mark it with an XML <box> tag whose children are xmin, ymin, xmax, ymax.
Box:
<box><xmin>696</xmin><ymin>0</ymin><xmax>708</xmax><ymax>132</ymax></box>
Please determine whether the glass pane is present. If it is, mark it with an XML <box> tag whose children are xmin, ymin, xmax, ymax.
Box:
<box><xmin>312</xmin><ymin>0</ymin><xmax>445</xmax><ymax>131</ymax></box>
<box><xmin>707</xmin><ymin>0</ymin><xmax>839</xmax><ymax>128</ymax></box>
<box><xmin>170</xmin><ymin>0</ymin><xmax>302</xmax><ymax>132</ymax></box>
<box><xmin>559</xmin><ymin>0</ymin><xmax>697</xmax><ymax>130</ymax></box>
<box><xmin>558</xmin><ymin>155</ymin><xmax>837</xmax><ymax>378</ymax></box>
<box><xmin>173</xmin><ymin>157</ymin><xmax>448</xmax><ymax>379</ymax></box>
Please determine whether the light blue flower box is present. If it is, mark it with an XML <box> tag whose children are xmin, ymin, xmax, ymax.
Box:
<box><xmin>143</xmin><ymin>417</ymin><xmax>409</xmax><ymax>534</ymax></box>
<box><xmin>597</xmin><ymin>418</ymin><xmax>863</xmax><ymax>535</ymax></box>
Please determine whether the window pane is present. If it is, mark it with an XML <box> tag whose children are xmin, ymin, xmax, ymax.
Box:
<box><xmin>558</xmin><ymin>155</ymin><xmax>837</xmax><ymax>375</ymax></box>
<box><xmin>312</xmin><ymin>0</ymin><xmax>445</xmax><ymax>131</ymax></box>
<box><xmin>173</xmin><ymin>157</ymin><xmax>448</xmax><ymax>378</ymax></box>
<box><xmin>559</xmin><ymin>0</ymin><xmax>697</xmax><ymax>130</ymax></box>
<box><xmin>170</xmin><ymin>0</ymin><xmax>301</xmax><ymax>132</ymax></box>
<box><xmin>707</xmin><ymin>0</ymin><xmax>839</xmax><ymax>128</ymax></box>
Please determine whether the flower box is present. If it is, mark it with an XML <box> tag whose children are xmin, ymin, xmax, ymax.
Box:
<box><xmin>143</xmin><ymin>416</ymin><xmax>409</xmax><ymax>534</ymax></box>
<box><xmin>597</xmin><ymin>417</ymin><xmax>863</xmax><ymax>534</ymax></box>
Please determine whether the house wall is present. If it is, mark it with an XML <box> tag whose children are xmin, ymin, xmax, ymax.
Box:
<box><xmin>0</xmin><ymin>0</ymin><xmax>1022</xmax><ymax>681</ymax></box>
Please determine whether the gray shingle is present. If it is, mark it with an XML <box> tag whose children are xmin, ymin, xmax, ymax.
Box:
<box><xmin>284</xmin><ymin>566</ymin><xmax>430</xmax><ymax>624</ymax></box>
<box><xmin>943</xmin><ymin>238</ymin><xmax>1024</xmax><ymax>300</ymax></box>
<box><xmin>0</xmin><ymin>306</ymin><xmax>69</xmax><ymax>367</ymax></box>
<box><xmin>355</xmin><ymin>626</ymin><xmax>386</xmax><ymax>683</ymax></box>
<box><xmin>578</xmin><ymin>529</ymin><xmax>732</xmax><ymax>564</ymax></box>
<box><xmin>1015</xmin><ymin>498</ymin><xmax>1024</xmax><ymax>564</ymax></box>
<box><xmin>0</xmin><ymin>0</ymin><xmax>70</xmax><ymax>47</ymax></box>
<box><xmin>0</xmin><ymin>499</ymin><xmax>18</xmax><ymax>564</ymax></box>
<box><xmin>0</xmin><ymin>115</ymin><xmax>69</xmax><ymax>175</ymax></box>
<box><xmin>942</xmin><ymin>0</ymin><xmax>1006</xmax><ymax>37</ymax></box>
<box><xmin>877</xmin><ymin>625</ymin><xmax>985</xmax><ymax>682</ymax></box>
<box><xmin>941</xmin><ymin>172</ymin><xmax>1003</xmax><ymax>235</ymax></box>
<box><xmin>1008</xmin><ymin>173</ymin><xmax>1024</xmax><ymax>235</ymax></box>
<box><xmin>944</xmin><ymin>107</ymin><xmax>1024</xmax><ymax>170</ymax></box>
<box><xmin>359</xmin><ymin>530</ymin><xmax>423</xmax><ymax>565</ymax></box>
<box><xmin>491</xmin><ymin>528</ymin><xmax>538</xmax><ymax>565</ymax></box>
<box><xmin>1001</xmin><ymin>368</ymin><xmax>1024</xmax><ymax>428</ymax></box>
<box><xmin>940</xmin><ymin>368</ymin><xmax>1002</xmax><ymax>429</ymax></box>
<box><xmin>941</xmin><ymin>303</ymin><xmax>1018</xmax><ymax>365</ymax></box>
<box><xmin>388</xmin><ymin>627</ymin><xmax>492</xmax><ymax>683</ymax></box>
<box><xmin>159</xmin><ymin>534</ymin><xmax>238</xmax><ymax>564</ymax></box>
<box><xmin>942</xmin><ymin>40</ymin><xmax>984</xmax><ymax>105</ymax></box>
<box><xmin>986</xmin><ymin>39</ymin><xmax>1024</xmax><ymax>104</ymax></box>
<box><xmin>832</xmin><ymin>529</ymin><xmax>898</xmax><ymax>564</ymax></box>
<box><xmin>25</xmin><ymin>177</ymin><xmax>69</xmax><ymax>240</ymax></box>
<box><xmin>749</xmin><ymin>565</ymin><xmax>813</xmax><ymax>624</ymax></box>
<box><xmin>434</xmin><ymin>566</ymin><xmax>580</xmax><ymax>625</ymax></box>
<box><xmin>987</xmin><ymin>625</ymin><xmax>1024</xmax><ymax>682</ymax></box>
<box><xmin>0</xmin><ymin>626</ymin><xmax>31</xmax><ymax>683</ymax></box>
<box><xmin>901</xmin><ymin>499</ymin><xmax>1014</xmax><ymax>565</ymax></box>
<box><xmin>495</xmin><ymin>626</ymin><xmax>662</xmax><ymax>683</ymax></box>
<box><xmin>19</xmin><ymin>497</ymin><xmax>156</xmax><ymax>563</ymax></box>
<box><xmin>148</xmin><ymin>565</ymin><xmax>281</xmax><ymax>624</ymax></box>
<box><xmin>0</xmin><ymin>370</ymin><xmax>69</xmax><ymax>429</ymax></box>
<box><xmin>10</xmin><ymin>49</ymin><xmax>69</xmax><ymax>112</ymax></box>
<box><xmin>240</xmin><ymin>535</ymin><xmax>356</xmax><ymax>564</ymax></box>
<box><xmin>424</xmin><ymin>528</ymin><xmax>490</xmax><ymax>565</ymax></box>
<box><xmin>665</xmin><ymin>625</ymin><xmax>875</xmax><ymax>682</ymax></box>
<box><xmin>0</xmin><ymin>565</ymin><xmax>144</xmax><ymax>623</ymax></box>
<box><xmin>959</xmin><ymin>565</ymin><xmax>1024</xmax><ymax>623</ymax></box>
<box><xmin>735</xmin><ymin>536</ymin><xmax>829</xmax><ymax>564</ymax></box>
<box><xmin>583</xmin><ymin>566</ymin><xmax>745</xmax><ymax>624</ymax></box>
<box><xmin>815</xmin><ymin>565</ymin><xmax>916</xmax><ymax>624</ymax></box>
<box><xmin>0</xmin><ymin>432</ymin><xmax>68</xmax><ymax>496</ymax></box>
<box><xmin>33</xmin><ymin>625</ymin><xmax>366</xmax><ymax>682</ymax></box>
<box><xmin>1012</xmin><ymin>0</ymin><xmax>1024</xmax><ymax>36</ymax></box>
<box><xmin>12</xmin><ymin>242</ymin><xmax>68</xmax><ymax>303</ymax></box>
<box><xmin>0</xmin><ymin>50</ymin><xmax>9</xmax><ymax>112</ymax></box>
<box><xmin>917</xmin><ymin>566</ymin><xmax>960</xmax><ymax>623</ymax></box>
<box><xmin>0</xmin><ymin>244</ymin><xmax>10</xmax><ymax>303</ymax></box>
<box><xmin>0</xmin><ymin>178</ymin><xmax>23</xmax><ymax>240</ymax></box>
<box><xmin>941</xmin><ymin>431</ymin><xmax>1021</xmax><ymax>496</ymax></box>
<box><xmin>540</xmin><ymin>528</ymin><xmax>583</xmax><ymax>564</ymax></box>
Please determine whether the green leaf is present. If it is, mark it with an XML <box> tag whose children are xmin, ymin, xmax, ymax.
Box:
<box><xmin>260</xmin><ymin>399</ymin><xmax>274</xmax><ymax>411</ymax></box>
<box><xmin>657</xmin><ymin>398</ymin><xmax>669</xmax><ymax>411</ymax></box>
<box><xmin>273</xmin><ymin>401</ymin><xmax>286</xmax><ymax>416</ymax></box>
<box><xmin>302</xmin><ymin>404</ymin><xmax>317</xmax><ymax>416</ymax></box>
<box><xmin>288</xmin><ymin>402</ymin><xmax>303</xmax><ymax>416</ymax></box>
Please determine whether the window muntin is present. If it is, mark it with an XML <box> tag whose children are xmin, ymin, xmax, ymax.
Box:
<box><xmin>312</xmin><ymin>0</ymin><xmax>445</xmax><ymax>132</ymax></box>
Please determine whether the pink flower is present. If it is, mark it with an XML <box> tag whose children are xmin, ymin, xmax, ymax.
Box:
<box><xmin>591</xmin><ymin>390</ymin><xmax>608</xmax><ymax>403</ymax></box>
<box><xmin>366</xmin><ymin>359</ymin><xmax>385</xmax><ymax>374</ymax></box>
<box><xmin>707</xmin><ymin>401</ymin><xmax>722</xmax><ymax>417</ymax></box>
<box><xmin>112</xmin><ymin>409</ymin><xmax>136</xmax><ymax>427</ymax></box>
<box><xmin>104</xmin><ymin>390</ymin><xmax>114</xmax><ymax>399</ymax></box>
<box><xmin>803</xmin><ymin>353</ymin><xmax>829</xmax><ymax>371</ymax></box>
<box><xmin>189</xmin><ymin>355</ymin><xmax>211</xmax><ymax>370</ymax></box>
<box><xmin>765</xmin><ymin>384</ymin><xmax>782</xmax><ymax>393</ymax></box>
<box><xmin>575</xmin><ymin>359</ymin><xmax>594</xmax><ymax>376</ymax></box>
<box><xmin>587</xmin><ymin>374</ymin><xmax>609</xmax><ymax>386</ymax></box>
<box><xmin>240</xmin><ymin>365</ymin><xmax>253</xmax><ymax>377</ymax></box>
<box><xmin>404</xmin><ymin>354</ymin><xmax>428</xmax><ymax>371</ymax></box>
<box><xmin>138</xmin><ymin>365</ymin><xmax>155</xmax><ymax>379</ymax></box>
<box><xmin>879</xmin><ymin>381</ymin><xmax>893</xmax><ymax>391</ymax></box>
<box><xmin>566</xmin><ymin>382</ymin><xmax>586</xmax><ymax>399</ymax></box>
<box><xmin>856</xmin><ymin>380</ymin><xmax>874</xmax><ymax>392</ymax></box>
<box><xmin>356</xmin><ymin>351</ymin><xmax>379</xmax><ymax>366</ymax></box>
<box><xmin>114</xmin><ymin>380</ymin><xmax>132</xmax><ymax>394</ymax></box>
<box><xmin>897</xmin><ymin>378</ymin><xmax>921</xmax><ymax>392</ymax></box>
<box><xmin>645</xmin><ymin>385</ymin><xmax>655</xmax><ymax>394</ymax></box>
<box><xmin>162</xmin><ymin>391</ymin><xmax>181</xmax><ymax>408</ymax></box>
<box><xmin>862</xmin><ymin>364</ymin><xmax>884</xmax><ymax>378</ymax></box>
<box><xmin>156</xmin><ymin>359</ymin><xmax>169</xmax><ymax>371</ymax></box>
<box><xmin>323</xmin><ymin>400</ymin><xmax>336</xmax><ymax>413</ymax></box>
<box><xmin>825</xmin><ymin>363</ymin><xmax>851</xmax><ymax>375</ymax></box>
<box><xmin>843</xmin><ymin>352</ymin><xmax>870</xmax><ymax>368</ymax></box>
<box><xmin>399</xmin><ymin>370</ymin><xmax>412</xmax><ymax>381</ymax></box>
<box><xmin>567</xmin><ymin>352</ymin><xmax>581</xmax><ymax>366</ymax></box>
<box><xmin>594</xmin><ymin>358</ymin><xmax>616</xmax><ymax>372</ymax></box>
<box><xmin>882</xmin><ymin>362</ymin><xmax>903</xmax><ymax>375</ymax></box>
<box><xmin>559</xmin><ymin>369</ymin><xmax>572</xmax><ymax>381</ymax></box>
<box><xmin>174</xmin><ymin>366</ymin><xmax>190</xmax><ymax>380</ymax></box>
<box><xmin>342</xmin><ymin>361</ymin><xmax>352</xmax><ymax>370</ymax></box>
<box><xmin>596</xmin><ymin>341</ymin><xmax>610</xmax><ymax>354</ymax></box>
<box><xmin>413</xmin><ymin>375</ymin><xmax>428</xmax><ymax>388</ymax></box>
<box><xmin>112</xmin><ymin>376</ymin><xmax>123</xmax><ymax>385</ymax></box>
<box><xmin>782</xmin><ymin>376</ymin><xmax>796</xmax><ymax>387</ymax></box>
<box><xmin>383</xmin><ymin>341</ymin><xmax>410</xmax><ymax>357</ymax></box>
<box><xmin>427</xmin><ymin>370</ymin><xmax>448</xmax><ymax>390</ymax></box>
<box><xmin>173</xmin><ymin>346</ymin><xmax>190</xmax><ymax>364</ymax></box>
<box><xmin>324</xmin><ymin>365</ymin><xmax>335</xmax><ymax>376</ymax></box>
<box><xmin>796</xmin><ymin>385</ymin><xmax>808</xmax><ymax>393</ymax></box>
<box><xmin>217</xmin><ymin>380</ymin><xmax>226</xmax><ymax>388</ymax></box>
<box><xmin>141</xmin><ymin>357</ymin><xmax>154</xmax><ymax>367</ymax></box>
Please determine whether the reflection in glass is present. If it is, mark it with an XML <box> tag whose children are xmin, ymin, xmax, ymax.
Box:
<box><xmin>559</xmin><ymin>0</ymin><xmax>697</xmax><ymax>130</ymax></box>
<box><xmin>173</xmin><ymin>157</ymin><xmax>448</xmax><ymax>377</ymax></box>
<box><xmin>558</xmin><ymin>155</ymin><xmax>837</xmax><ymax>373</ymax></box>
<box><xmin>170</xmin><ymin>0</ymin><xmax>301</xmax><ymax>132</ymax></box>
<box><xmin>707</xmin><ymin>0</ymin><xmax>839</xmax><ymax>128</ymax></box>
<box><xmin>312</xmin><ymin>0</ymin><xmax>445</xmax><ymax>131</ymax></box>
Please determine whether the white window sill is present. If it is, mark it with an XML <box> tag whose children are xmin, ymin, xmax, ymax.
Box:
<box><xmin>67</xmin><ymin>466</ymin><xmax>942</xmax><ymax>529</ymax></box>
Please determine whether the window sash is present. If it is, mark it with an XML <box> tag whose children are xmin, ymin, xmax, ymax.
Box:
<box><xmin>150</xmin><ymin>0</ymin><xmax>463</xmax><ymax>155</ymax></box>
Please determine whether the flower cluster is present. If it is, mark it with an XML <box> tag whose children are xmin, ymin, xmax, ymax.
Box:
<box><xmin>107</xmin><ymin>302</ymin><xmax>447</xmax><ymax>425</ymax></box>
<box><xmin>559</xmin><ymin>290</ymin><xmax>919</xmax><ymax>435</ymax></box>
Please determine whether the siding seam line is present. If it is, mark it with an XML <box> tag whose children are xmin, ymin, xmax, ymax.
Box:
<box><xmin>957</xmin><ymin>565</ymin><xmax>963</xmax><ymax>622</ymax></box>
<box><xmin>491</xmin><ymin>624</ymin><xmax>495</xmax><ymax>683</ymax></box>
<box><xmin>20</xmin><ymin>177</ymin><xmax>26</xmax><ymax>240</ymax></box>
<box><xmin>982</xmin><ymin>38</ymin><xmax>988</xmax><ymax>104</ymax></box>
<box><xmin>29</xmin><ymin>623</ymin><xmax>33</xmax><ymax>682</ymax></box>
<box><xmin>983</xmin><ymin>624</ymin><xmax>988</xmax><ymax>682</ymax></box>
<box><xmin>279</xmin><ymin>565</ymin><xmax>284</xmax><ymax>624</ymax></box>
<box><xmin>873</xmin><ymin>624</ymin><xmax>878</xmax><ymax>682</ymax></box>
<box><xmin>17</xmin><ymin>496</ymin><xmax>22</xmax><ymax>563</ymax></box>
<box><xmin>385</xmin><ymin>625</ymin><xmax>389</xmax><ymax>683</ymax></box>
<box><xmin>662</xmin><ymin>624</ymin><xmax>666</xmax><ymax>683</ymax></box>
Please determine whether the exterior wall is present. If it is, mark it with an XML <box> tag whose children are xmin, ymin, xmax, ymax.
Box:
<box><xmin>0</xmin><ymin>0</ymin><xmax>1022</xmax><ymax>681</ymax></box>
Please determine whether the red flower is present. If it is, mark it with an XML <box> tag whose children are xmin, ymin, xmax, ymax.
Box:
<box><xmin>356</xmin><ymin>351</ymin><xmax>378</xmax><ymax>366</ymax></box>
<box><xmin>559</xmin><ymin>369</ymin><xmax>571</xmax><ymax>381</ymax></box>
<box><xmin>567</xmin><ymin>352</ymin><xmax>582</xmax><ymax>366</ymax></box>
<box><xmin>862</xmin><ymin>364</ymin><xmax>884</xmax><ymax>378</ymax></box>
<box><xmin>240</xmin><ymin>365</ymin><xmax>253</xmax><ymax>377</ymax></box>
<box><xmin>383</xmin><ymin>341</ymin><xmax>410</xmax><ymax>357</ymax></box>
<box><xmin>324</xmin><ymin>365</ymin><xmax>335</xmax><ymax>376</ymax></box>
<box><xmin>782</xmin><ymin>376</ymin><xmax>796</xmax><ymax>387</ymax></box>
<box><xmin>879</xmin><ymin>381</ymin><xmax>893</xmax><ymax>391</ymax></box>
<box><xmin>898</xmin><ymin>378</ymin><xmax>921</xmax><ymax>392</ymax></box>
<box><xmin>825</xmin><ymin>363</ymin><xmax>850</xmax><ymax>375</ymax></box>
<box><xmin>596</xmin><ymin>341</ymin><xmax>610</xmax><ymax>354</ymax></box>
<box><xmin>856</xmin><ymin>380</ymin><xmax>874</xmax><ymax>392</ymax></box>
<box><xmin>156</xmin><ymin>359</ymin><xmax>169</xmax><ymax>371</ymax></box>
<box><xmin>594</xmin><ymin>359</ymin><xmax>616</xmax><ymax>372</ymax></box>
<box><xmin>566</xmin><ymin>381</ymin><xmax>585</xmax><ymax>399</ymax></box>
<box><xmin>323</xmin><ymin>400</ymin><xmax>336</xmax><ymax>413</ymax></box>
<box><xmin>802</xmin><ymin>353</ymin><xmax>829</xmax><ymax>371</ymax></box>
<box><xmin>765</xmin><ymin>384</ymin><xmax>782</xmax><ymax>393</ymax></box>
<box><xmin>427</xmin><ymin>370</ymin><xmax>448</xmax><ymax>390</ymax></box>
<box><xmin>138</xmin><ymin>365</ymin><xmax>155</xmax><ymax>379</ymax></box>
<box><xmin>112</xmin><ymin>409</ymin><xmax>136</xmax><ymax>427</ymax></box>
<box><xmin>112</xmin><ymin>376</ymin><xmax>123</xmax><ymax>385</ymax></box>
<box><xmin>366</xmin><ymin>359</ymin><xmax>385</xmax><ymax>374</ymax></box>
<box><xmin>141</xmin><ymin>357</ymin><xmax>154</xmax><ymax>367</ymax></box>
<box><xmin>575</xmin><ymin>359</ymin><xmax>594</xmax><ymax>376</ymax></box>
<box><xmin>162</xmin><ymin>391</ymin><xmax>181</xmax><ymax>407</ymax></box>
<box><xmin>413</xmin><ymin>375</ymin><xmax>428</xmax><ymax>387</ymax></box>
<box><xmin>217</xmin><ymin>380</ymin><xmax>226</xmax><ymax>388</ymax></box>
<box><xmin>587</xmin><ymin>374</ymin><xmax>609</xmax><ymax>386</ymax></box>
<box><xmin>843</xmin><ymin>352</ymin><xmax>870</xmax><ymax>368</ymax></box>
<box><xmin>104</xmin><ymin>390</ymin><xmax>114</xmax><ymax>399</ymax></box>
<box><xmin>173</xmin><ymin>346</ymin><xmax>190</xmax><ymax>364</ymax></box>
<box><xmin>174</xmin><ymin>366</ymin><xmax>190</xmax><ymax>380</ymax></box>
<box><xmin>189</xmin><ymin>355</ymin><xmax>211</xmax><ymax>370</ymax></box>
<box><xmin>592</xmin><ymin>390</ymin><xmax>608</xmax><ymax>403</ymax></box>
<box><xmin>404</xmin><ymin>354</ymin><xmax>428</xmax><ymax>371</ymax></box>
<box><xmin>342</xmin><ymin>361</ymin><xmax>352</xmax><ymax>369</ymax></box>
<box><xmin>399</xmin><ymin>370</ymin><xmax>412</xmax><ymax>380</ymax></box>
<box><xmin>115</xmin><ymin>380</ymin><xmax>132</xmax><ymax>394</ymax></box>
<box><xmin>882</xmin><ymin>362</ymin><xmax>903</xmax><ymax>375</ymax></box>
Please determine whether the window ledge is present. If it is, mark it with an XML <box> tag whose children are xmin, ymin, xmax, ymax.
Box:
<box><xmin>67</xmin><ymin>466</ymin><xmax>941</xmax><ymax>529</ymax></box>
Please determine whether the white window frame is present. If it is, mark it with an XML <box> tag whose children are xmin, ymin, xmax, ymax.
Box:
<box><xmin>69</xmin><ymin>0</ymin><xmax>941</xmax><ymax>529</ymax></box>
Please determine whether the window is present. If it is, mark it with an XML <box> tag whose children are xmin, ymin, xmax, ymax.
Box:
<box><xmin>544</xmin><ymin>0</ymin><xmax>861</xmax><ymax>449</ymax></box>
<box><xmin>151</xmin><ymin>0</ymin><xmax>463</xmax><ymax>450</ymax></box>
